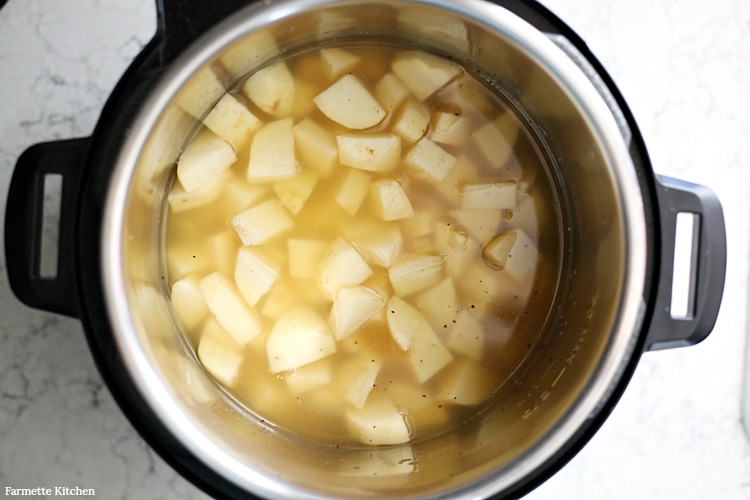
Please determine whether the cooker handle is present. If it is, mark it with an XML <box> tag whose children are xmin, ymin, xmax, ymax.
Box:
<box><xmin>644</xmin><ymin>176</ymin><xmax>726</xmax><ymax>351</ymax></box>
<box><xmin>5</xmin><ymin>138</ymin><xmax>89</xmax><ymax>318</ymax></box>
<box><xmin>155</xmin><ymin>0</ymin><xmax>248</xmax><ymax>65</ymax></box>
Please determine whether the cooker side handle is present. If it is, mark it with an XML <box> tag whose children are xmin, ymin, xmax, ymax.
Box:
<box><xmin>644</xmin><ymin>176</ymin><xmax>726</xmax><ymax>351</ymax></box>
<box><xmin>4</xmin><ymin>138</ymin><xmax>89</xmax><ymax>318</ymax></box>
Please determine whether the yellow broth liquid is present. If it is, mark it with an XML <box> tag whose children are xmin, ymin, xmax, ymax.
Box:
<box><xmin>164</xmin><ymin>44</ymin><xmax>563</xmax><ymax>447</ymax></box>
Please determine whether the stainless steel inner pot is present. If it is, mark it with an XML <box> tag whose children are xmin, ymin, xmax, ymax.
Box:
<box><xmin>101</xmin><ymin>0</ymin><xmax>649</xmax><ymax>497</ymax></box>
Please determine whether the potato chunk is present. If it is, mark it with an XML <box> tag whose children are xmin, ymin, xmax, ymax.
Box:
<box><xmin>446</xmin><ymin>309</ymin><xmax>484</xmax><ymax>361</ymax></box>
<box><xmin>436</xmin><ymin>358</ymin><xmax>491</xmax><ymax>405</ymax></box>
<box><xmin>199</xmin><ymin>272</ymin><xmax>261</xmax><ymax>345</ymax></box>
<box><xmin>337</xmin><ymin>352</ymin><xmax>382</xmax><ymax>409</ymax></box>
<box><xmin>267</xmin><ymin>308</ymin><xmax>336</xmax><ymax>373</ymax></box>
<box><xmin>293</xmin><ymin>118</ymin><xmax>338</xmax><ymax>176</ymax></box>
<box><xmin>231</xmin><ymin>198</ymin><xmax>294</xmax><ymax>246</ymax></box>
<box><xmin>386</xmin><ymin>295</ymin><xmax>430</xmax><ymax>351</ymax></box>
<box><xmin>414</xmin><ymin>277</ymin><xmax>460</xmax><ymax>332</ymax></box>
<box><xmin>388</xmin><ymin>251</ymin><xmax>445</xmax><ymax>297</ymax></box>
<box><xmin>273</xmin><ymin>170</ymin><xmax>318</xmax><ymax>215</ymax></box>
<box><xmin>285</xmin><ymin>359</ymin><xmax>332</xmax><ymax>395</ymax></box>
<box><xmin>375</xmin><ymin>72</ymin><xmax>410</xmax><ymax>113</ymax></box>
<box><xmin>405</xmin><ymin>138</ymin><xmax>456</xmax><ymax>182</ymax></box>
<box><xmin>175</xmin><ymin>66</ymin><xmax>225</xmax><ymax>119</ymax></box>
<box><xmin>334</xmin><ymin>168</ymin><xmax>371</xmax><ymax>216</ymax></box>
<box><xmin>197</xmin><ymin>320</ymin><xmax>244</xmax><ymax>387</ymax></box>
<box><xmin>314</xmin><ymin>74</ymin><xmax>386</xmax><ymax>129</ymax></box>
<box><xmin>472</xmin><ymin>113</ymin><xmax>519</xmax><ymax>170</ymax></box>
<box><xmin>449</xmin><ymin>208</ymin><xmax>503</xmax><ymax>243</ymax></box>
<box><xmin>431</xmin><ymin>108</ymin><xmax>470</xmax><ymax>146</ymax></box>
<box><xmin>288</xmin><ymin>238</ymin><xmax>329</xmax><ymax>279</ymax></box>
<box><xmin>350</xmin><ymin>221</ymin><xmax>403</xmax><ymax>268</ymax></box>
<box><xmin>337</xmin><ymin>133</ymin><xmax>401</xmax><ymax>172</ymax></box>
<box><xmin>176</xmin><ymin>131</ymin><xmax>236</xmax><ymax>193</ymax></box>
<box><xmin>408</xmin><ymin>319</ymin><xmax>453</xmax><ymax>383</ymax></box>
<box><xmin>243</xmin><ymin>62</ymin><xmax>295</xmax><ymax>117</ymax></box>
<box><xmin>391</xmin><ymin>51</ymin><xmax>462</xmax><ymax>101</ymax></box>
<box><xmin>171</xmin><ymin>276</ymin><xmax>209</xmax><ymax>333</ymax></box>
<box><xmin>460</xmin><ymin>178</ymin><xmax>517</xmax><ymax>209</ymax></box>
<box><xmin>319</xmin><ymin>238</ymin><xmax>374</xmax><ymax>298</ymax></box>
<box><xmin>329</xmin><ymin>285</ymin><xmax>386</xmax><ymax>340</ymax></box>
<box><xmin>346</xmin><ymin>397</ymin><xmax>410</xmax><ymax>446</ymax></box>
<box><xmin>370</xmin><ymin>179</ymin><xmax>414</xmax><ymax>221</ymax></box>
<box><xmin>203</xmin><ymin>93</ymin><xmax>262</xmax><ymax>149</ymax></box>
<box><xmin>320</xmin><ymin>48</ymin><xmax>361</xmax><ymax>79</ymax></box>
<box><xmin>392</xmin><ymin>99</ymin><xmax>430</xmax><ymax>143</ymax></box>
<box><xmin>248</xmin><ymin>118</ymin><xmax>298</xmax><ymax>182</ymax></box>
<box><xmin>234</xmin><ymin>247</ymin><xmax>281</xmax><ymax>307</ymax></box>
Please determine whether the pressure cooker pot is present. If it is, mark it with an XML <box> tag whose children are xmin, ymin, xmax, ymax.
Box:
<box><xmin>5</xmin><ymin>0</ymin><xmax>726</xmax><ymax>498</ymax></box>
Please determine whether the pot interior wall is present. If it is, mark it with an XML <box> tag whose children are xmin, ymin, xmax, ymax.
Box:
<box><xmin>114</xmin><ymin>1</ymin><xmax>634</xmax><ymax>497</ymax></box>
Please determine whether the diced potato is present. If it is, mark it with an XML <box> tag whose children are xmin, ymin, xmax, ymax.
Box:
<box><xmin>179</xmin><ymin>355</ymin><xmax>217</xmax><ymax>404</ymax></box>
<box><xmin>482</xmin><ymin>231</ymin><xmax>516</xmax><ymax>270</ymax></box>
<box><xmin>346</xmin><ymin>397</ymin><xmax>410</xmax><ymax>446</ymax></box>
<box><xmin>375</xmin><ymin>72</ymin><xmax>410</xmax><ymax>113</ymax></box>
<box><xmin>329</xmin><ymin>285</ymin><xmax>386</xmax><ymax>340</ymax></box>
<box><xmin>387</xmin><ymin>381</ymin><xmax>433</xmax><ymax>411</ymax></box>
<box><xmin>392</xmin><ymin>99</ymin><xmax>429</xmax><ymax>143</ymax></box>
<box><xmin>291</xmin><ymin>79</ymin><xmax>319</xmax><ymax>120</ymax></box>
<box><xmin>431</xmin><ymin>108</ymin><xmax>470</xmax><ymax>146</ymax></box>
<box><xmin>175</xmin><ymin>66</ymin><xmax>225</xmax><ymax>119</ymax></box>
<box><xmin>334</xmin><ymin>168</ymin><xmax>371</xmax><ymax>216</ymax></box>
<box><xmin>320</xmin><ymin>48</ymin><xmax>361</xmax><ymax>80</ymax></box>
<box><xmin>199</xmin><ymin>272</ymin><xmax>261</xmax><ymax>345</ymax></box>
<box><xmin>408</xmin><ymin>318</ymin><xmax>453</xmax><ymax>383</ymax></box>
<box><xmin>336</xmin><ymin>352</ymin><xmax>382</xmax><ymax>409</ymax></box>
<box><xmin>448</xmin><ymin>208</ymin><xmax>503</xmax><ymax>243</ymax></box>
<box><xmin>266</xmin><ymin>308</ymin><xmax>336</xmax><ymax>373</ymax></box>
<box><xmin>460</xmin><ymin>178</ymin><xmax>517</xmax><ymax>209</ymax></box>
<box><xmin>248</xmin><ymin>118</ymin><xmax>298</xmax><ymax>182</ymax></box>
<box><xmin>370</xmin><ymin>179</ymin><xmax>414</xmax><ymax>221</ymax></box>
<box><xmin>231</xmin><ymin>198</ymin><xmax>294</xmax><ymax>246</ymax></box>
<box><xmin>223</xmin><ymin>179</ymin><xmax>269</xmax><ymax>215</ymax></box>
<box><xmin>206</xmin><ymin>230</ymin><xmax>239</xmax><ymax>278</ymax></box>
<box><xmin>293</xmin><ymin>118</ymin><xmax>338</xmax><ymax>176</ymax></box>
<box><xmin>405</xmin><ymin>138</ymin><xmax>456</xmax><ymax>182</ymax></box>
<box><xmin>219</xmin><ymin>31</ymin><xmax>278</xmax><ymax>77</ymax></box>
<box><xmin>319</xmin><ymin>238</ymin><xmax>374</xmax><ymax>298</ymax></box>
<box><xmin>434</xmin><ymin>221</ymin><xmax>480</xmax><ymax>277</ymax></box>
<box><xmin>388</xmin><ymin>251</ymin><xmax>445</xmax><ymax>297</ymax></box>
<box><xmin>288</xmin><ymin>238</ymin><xmax>329</xmax><ymax>279</ymax></box>
<box><xmin>168</xmin><ymin>169</ymin><xmax>229</xmax><ymax>213</ymax></box>
<box><xmin>391</xmin><ymin>51</ymin><xmax>462</xmax><ymax>101</ymax></box>
<box><xmin>243</xmin><ymin>62</ymin><xmax>295</xmax><ymax>117</ymax></box>
<box><xmin>350</xmin><ymin>221</ymin><xmax>402</xmax><ymax>268</ymax></box>
<box><xmin>400</xmin><ymin>209</ymin><xmax>437</xmax><ymax>240</ymax></box>
<box><xmin>197</xmin><ymin>319</ymin><xmax>245</xmax><ymax>387</ymax></box>
<box><xmin>234</xmin><ymin>247</ymin><xmax>281</xmax><ymax>306</ymax></box>
<box><xmin>505</xmin><ymin>192</ymin><xmax>539</xmax><ymax>240</ymax></box>
<box><xmin>177</xmin><ymin>130</ymin><xmax>236</xmax><ymax>193</ymax></box>
<box><xmin>171</xmin><ymin>276</ymin><xmax>209</xmax><ymax>333</ymax></box>
<box><xmin>435</xmin><ymin>358</ymin><xmax>491</xmax><ymax>405</ymax></box>
<box><xmin>314</xmin><ymin>74</ymin><xmax>386</xmax><ymax>129</ymax></box>
<box><xmin>273</xmin><ymin>170</ymin><xmax>318</xmax><ymax>215</ymax></box>
<box><xmin>386</xmin><ymin>295</ymin><xmax>430</xmax><ymax>351</ymax></box>
<box><xmin>498</xmin><ymin>228</ymin><xmax>538</xmax><ymax>284</ymax></box>
<box><xmin>446</xmin><ymin>309</ymin><xmax>484</xmax><ymax>361</ymax></box>
<box><xmin>337</xmin><ymin>133</ymin><xmax>401</xmax><ymax>172</ymax></box>
<box><xmin>203</xmin><ymin>93</ymin><xmax>263</xmax><ymax>149</ymax></box>
<box><xmin>472</xmin><ymin>113</ymin><xmax>520</xmax><ymax>170</ymax></box>
<box><xmin>443</xmin><ymin>77</ymin><xmax>495</xmax><ymax>117</ymax></box>
<box><xmin>285</xmin><ymin>358</ymin><xmax>332</xmax><ymax>395</ymax></box>
<box><xmin>414</xmin><ymin>277</ymin><xmax>460</xmax><ymax>332</ymax></box>
<box><xmin>434</xmin><ymin>154</ymin><xmax>479</xmax><ymax>207</ymax></box>
<box><xmin>397</xmin><ymin>9</ymin><xmax>470</xmax><ymax>55</ymax></box>
<box><xmin>261</xmin><ymin>279</ymin><xmax>327</xmax><ymax>319</ymax></box>
<box><xmin>167</xmin><ymin>241</ymin><xmax>208</xmax><ymax>282</ymax></box>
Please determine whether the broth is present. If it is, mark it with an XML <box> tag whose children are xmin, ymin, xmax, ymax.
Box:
<box><xmin>164</xmin><ymin>43</ymin><xmax>563</xmax><ymax>447</ymax></box>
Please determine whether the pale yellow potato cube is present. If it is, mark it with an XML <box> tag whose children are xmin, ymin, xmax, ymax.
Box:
<box><xmin>443</xmin><ymin>77</ymin><xmax>495</xmax><ymax>117</ymax></box>
<box><xmin>391</xmin><ymin>51</ymin><xmax>462</xmax><ymax>101</ymax></box>
<box><xmin>293</xmin><ymin>118</ymin><xmax>338</xmax><ymax>176</ymax></box>
<box><xmin>435</xmin><ymin>358</ymin><xmax>491</xmax><ymax>405</ymax></box>
<box><xmin>273</xmin><ymin>170</ymin><xmax>318</xmax><ymax>215</ymax></box>
<box><xmin>248</xmin><ymin>118</ymin><xmax>298</xmax><ymax>182</ymax></box>
<box><xmin>431</xmin><ymin>108</ymin><xmax>470</xmax><ymax>146</ymax></box>
<box><xmin>336</xmin><ymin>352</ymin><xmax>382</xmax><ymax>409</ymax></box>
<box><xmin>392</xmin><ymin>99</ymin><xmax>429</xmax><ymax>143</ymax></box>
<box><xmin>261</xmin><ymin>279</ymin><xmax>327</xmax><ymax>319</ymax></box>
<box><xmin>171</xmin><ymin>276</ymin><xmax>209</xmax><ymax>333</ymax></box>
<box><xmin>472</xmin><ymin>113</ymin><xmax>520</xmax><ymax>170</ymax></box>
<box><xmin>415</xmin><ymin>277</ymin><xmax>460</xmax><ymax>332</ymax></box>
<box><xmin>203</xmin><ymin>93</ymin><xmax>262</xmax><ymax>149</ymax></box>
<box><xmin>175</xmin><ymin>66</ymin><xmax>225</xmax><ymax>119</ymax></box>
<box><xmin>370</xmin><ymin>179</ymin><xmax>414</xmax><ymax>221</ymax></box>
<box><xmin>448</xmin><ymin>208</ymin><xmax>503</xmax><ymax>243</ymax></box>
<box><xmin>167</xmin><ymin>241</ymin><xmax>208</xmax><ymax>282</ymax></box>
<box><xmin>314</xmin><ymin>74</ymin><xmax>385</xmax><ymax>129</ymax></box>
<box><xmin>288</xmin><ymin>238</ymin><xmax>329</xmax><ymax>279</ymax></box>
<box><xmin>223</xmin><ymin>179</ymin><xmax>269</xmax><ymax>216</ymax></box>
<box><xmin>505</xmin><ymin>192</ymin><xmax>539</xmax><ymax>240</ymax></box>
<box><xmin>405</xmin><ymin>138</ymin><xmax>456</xmax><ymax>182</ymax></box>
<box><xmin>242</xmin><ymin>62</ymin><xmax>295</xmax><ymax>117</ymax></box>
<box><xmin>231</xmin><ymin>198</ymin><xmax>294</xmax><ymax>246</ymax></box>
<box><xmin>400</xmin><ymin>209</ymin><xmax>437</xmax><ymax>240</ymax></box>
<box><xmin>197</xmin><ymin>319</ymin><xmax>245</xmax><ymax>387</ymax></box>
<box><xmin>386</xmin><ymin>295</ymin><xmax>430</xmax><ymax>351</ymax></box>
<box><xmin>320</xmin><ymin>48</ymin><xmax>361</xmax><ymax>79</ymax></box>
<box><xmin>388</xmin><ymin>251</ymin><xmax>445</xmax><ymax>297</ymax></box>
<box><xmin>206</xmin><ymin>230</ymin><xmax>238</xmax><ymax>278</ymax></box>
<box><xmin>350</xmin><ymin>221</ymin><xmax>403</xmax><ymax>268</ymax></box>
<box><xmin>234</xmin><ymin>247</ymin><xmax>281</xmax><ymax>307</ymax></box>
<box><xmin>168</xmin><ymin>169</ymin><xmax>229</xmax><ymax>213</ymax></box>
<box><xmin>179</xmin><ymin>355</ymin><xmax>217</xmax><ymax>404</ymax></box>
<box><xmin>319</xmin><ymin>238</ymin><xmax>374</xmax><ymax>298</ymax></box>
<box><xmin>329</xmin><ymin>285</ymin><xmax>386</xmax><ymax>340</ymax></box>
<box><xmin>337</xmin><ymin>133</ymin><xmax>401</xmax><ymax>172</ymax></box>
<box><xmin>434</xmin><ymin>221</ymin><xmax>480</xmax><ymax>277</ymax></box>
<box><xmin>219</xmin><ymin>31</ymin><xmax>278</xmax><ymax>77</ymax></box>
<box><xmin>335</xmin><ymin>168</ymin><xmax>371</xmax><ymax>216</ymax></box>
<box><xmin>500</xmin><ymin>228</ymin><xmax>538</xmax><ymax>284</ymax></box>
<box><xmin>199</xmin><ymin>272</ymin><xmax>261</xmax><ymax>345</ymax></box>
<box><xmin>434</xmin><ymin>154</ymin><xmax>479</xmax><ymax>207</ymax></box>
<box><xmin>345</xmin><ymin>397</ymin><xmax>411</xmax><ymax>446</ymax></box>
<box><xmin>285</xmin><ymin>358</ymin><xmax>332</xmax><ymax>395</ymax></box>
<box><xmin>408</xmin><ymin>319</ymin><xmax>454</xmax><ymax>383</ymax></box>
<box><xmin>397</xmin><ymin>9</ymin><xmax>470</xmax><ymax>55</ymax></box>
<box><xmin>177</xmin><ymin>130</ymin><xmax>236</xmax><ymax>193</ymax></box>
<box><xmin>375</xmin><ymin>72</ymin><xmax>410</xmax><ymax>114</ymax></box>
<box><xmin>481</xmin><ymin>231</ymin><xmax>516</xmax><ymax>270</ymax></box>
<box><xmin>446</xmin><ymin>309</ymin><xmax>484</xmax><ymax>361</ymax></box>
<box><xmin>460</xmin><ymin>178</ymin><xmax>517</xmax><ymax>209</ymax></box>
<box><xmin>266</xmin><ymin>308</ymin><xmax>337</xmax><ymax>373</ymax></box>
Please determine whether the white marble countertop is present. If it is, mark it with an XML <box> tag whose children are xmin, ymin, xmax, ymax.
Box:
<box><xmin>1</xmin><ymin>0</ymin><xmax>748</xmax><ymax>498</ymax></box>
